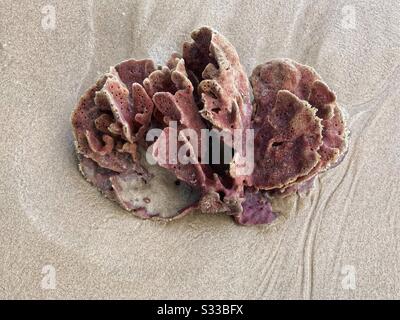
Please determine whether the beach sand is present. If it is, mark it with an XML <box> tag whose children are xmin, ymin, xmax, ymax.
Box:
<box><xmin>1</xmin><ymin>0</ymin><xmax>399</xmax><ymax>299</ymax></box>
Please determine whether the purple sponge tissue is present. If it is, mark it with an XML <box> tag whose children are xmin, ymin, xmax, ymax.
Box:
<box><xmin>71</xmin><ymin>26</ymin><xmax>348</xmax><ymax>225</ymax></box>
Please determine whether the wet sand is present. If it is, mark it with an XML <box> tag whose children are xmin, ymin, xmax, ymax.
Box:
<box><xmin>0</xmin><ymin>0</ymin><xmax>399</xmax><ymax>299</ymax></box>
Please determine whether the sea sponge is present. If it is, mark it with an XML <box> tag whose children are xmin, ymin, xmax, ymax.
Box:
<box><xmin>250</xmin><ymin>59</ymin><xmax>348</xmax><ymax>196</ymax></box>
<box><xmin>71</xmin><ymin>28</ymin><xmax>348</xmax><ymax>225</ymax></box>
<box><xmin>183</xmin><ymin>26</ymin><xmax>252</xmax><ymax>132</ymax></box>
<box><xmin>231</xmin><ymin>90</ymin><xmax>323</xmax><ymax>190</ymax></box>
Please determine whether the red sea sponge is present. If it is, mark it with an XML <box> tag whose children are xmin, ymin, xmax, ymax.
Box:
<box><xmin>183</xmin><ymin>27</ymin><xmax>252</xmax><ymax>132</ymax></box>
<box><xmin>250</xmin><ymin>59</ymin><xmax>348</xmax><ymax>196</ymax></box>
<box><xmin>231</xmin><ymin>89</ymin><xmax>323</xmax><ymax>190</ymax></box>
<box><xmin>72</xmin><ymin>59</ymin><xmax>201</xmax><ymax>219</ymax></box>
<box><xmin>147</xmin><ymin>55</ymin><xmax>245</xmax><ymax>216</ymax></box>
<box><xmin>71</xmin><ymin>28</ymin><xmax>348</xmax><ymax>225</ymax></box>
